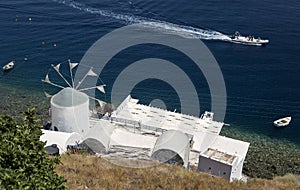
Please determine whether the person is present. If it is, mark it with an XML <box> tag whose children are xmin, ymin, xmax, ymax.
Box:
<box><xmin>235</xmin><ymin>31</ymin><xmax>240</xmax><ymax>39</ymax></box>
<box><xmin>257</xmin><ymin>37</ymin><xmax>261</xmax><ymax>42</ymax></box>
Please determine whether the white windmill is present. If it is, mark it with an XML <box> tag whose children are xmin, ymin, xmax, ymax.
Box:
<box><xmin>42</xmin><ymin>59</ymin><xmax>107</xmax><ymax>107</ymax></box>
<box><xmin>42</xmin><ymin>60</ymin><xmax>108</xmax><ymax>135</ymax></box>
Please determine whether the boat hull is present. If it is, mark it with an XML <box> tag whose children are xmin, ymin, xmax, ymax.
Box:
<box><xmin>231</xmin><ymin>40</ymin><xmax>268</xmax><ymax>46</ymax></box>
<box><xmin>2</xmin><ymin>61</ymin><xmax>14</xmax><ymax>71</ymax></box>
<box><xmin>230</xmin><ymin>37</ymin><xmax>269</xmax><ymax>46</ymax></box>
<box><xmin>273</xmin><ymin>117</ymin><xmax>291</xmax><ymax>127</ymax></box>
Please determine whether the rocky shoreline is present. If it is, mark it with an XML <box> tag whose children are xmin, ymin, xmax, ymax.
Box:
<box><xmin>0</xmin><ymin>84</ymin><xmax>50</xmax><ymax>123</ymax></box>
<box><xmin>221</xmin><ymin>126</ymin><xmax>300</xmax><ymax>179</ymax></box>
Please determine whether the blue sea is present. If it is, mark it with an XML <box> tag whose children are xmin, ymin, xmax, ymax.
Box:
<box><xmin>0</xmin><ymin>0</ymin><xmax>299</xmax><ymax>144</ymax></box>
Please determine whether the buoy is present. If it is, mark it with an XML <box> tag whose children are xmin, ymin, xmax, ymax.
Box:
<box><xmin>24</xmin><ymin>57</ymin><xmax>28</xmax><ymax>61</ymax></box>
<box><xmin>53</xmin><ymin>43</ymin><xmax>57</xmax><ymax>48</ymax></box>
<box><xmin>41</xmin><ymin>41</ymin><xmax>45</xmax><ymax>46</ymax></box>
<box><xmin>28</xmin><ymin>17</ymin><xmax>32</xmax><ymax>22</ymax></box>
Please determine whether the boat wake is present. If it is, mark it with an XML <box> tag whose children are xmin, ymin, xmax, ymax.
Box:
<box><xmin>52</xmin><ymin>0</ymin><xmax>231</xmax><ymax>41</ymax></box>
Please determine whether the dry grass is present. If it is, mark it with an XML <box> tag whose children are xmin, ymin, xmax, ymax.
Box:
<box><xmin>56</xmin><ymin>154</ymin><xmax>300</xmax><ymax>190</ymax></box>
<box><xmin>274</xmin><ymin>174</ymin><xmax>300</xmax><ymax>187</ymax></box>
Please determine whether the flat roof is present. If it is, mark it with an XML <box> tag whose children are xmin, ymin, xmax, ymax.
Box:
<box><xmin>113</xmin><ymin>95</ymin><xmax>224</xmax><ymax>137</ymax></box>
<box><xmin>202</xmin><ymin>148</ymin><xmax>237</xmax><ymax>165</ymax></box>
<box><xmin>209</xmin><ymin>136</ymin><xmax>250</xmax><ymax>159</ymax></box>
<box><xmin>110</xmin><ymin>95</ymin><xmax>249</xmax><ymax>159</ymax></box>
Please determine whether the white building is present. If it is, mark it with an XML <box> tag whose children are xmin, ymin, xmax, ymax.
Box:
<box><xmin>80</xmin><ymin>119</ymin><xmax>115</xmax><ymax>154</ymax></box>
<box><xmin>112</xmin><ymin>95</ymin><xmax>224</xmax><ymax>145</ymax></box>
<box><xmin>151</xmin><ymin>130</ymin><xmax>190</xmax><ymax>168</ymax></box>
<box><xmin>51</xmin><ymin>87</ymin><xmax>89</xmax><ymax>136</ymax></box>
<box><xmin>112</xmin><ymin>95</ymin><xmax>250</xmax><ymax>180</ymax></box>
<box><xmin>40</xmin><ymin>129</ymin><xmax>83</xmax><ymax>154</ymax></box>
<box><xmin>197</xmin><ymin>136</ymin><xmax>250</xmax><ymax>181</ymax></box>
<box><xmin>47</xmin><ymin>89</ymin><xmax>249</xmax><ymax>181</ymax></box>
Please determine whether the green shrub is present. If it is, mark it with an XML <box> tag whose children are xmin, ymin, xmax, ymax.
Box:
<box><xmin>0</xmin><ymin>108</ymin><xmax>66</xmax><ymax>189</ymax></box>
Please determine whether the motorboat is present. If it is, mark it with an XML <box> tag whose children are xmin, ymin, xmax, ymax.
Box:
<box><xmin>273</xmin><ymin>116</ymin><xmax>291</xmax><ymax>127</ymax></box>
<box><xmin>3</xmin><ymin>61</ymin><xmax>14</xmax><ymax>71</ymax></box>
<box><xmin>230</xmin><ymin>31</ymin><xmax>269</xmax><ymax>46</ymax></box>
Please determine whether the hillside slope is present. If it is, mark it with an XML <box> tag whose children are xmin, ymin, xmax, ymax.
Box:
<box><xmin>56</xmin><ymin>154</ymin><xmax>300</xmax><ymax>190</ymax></box>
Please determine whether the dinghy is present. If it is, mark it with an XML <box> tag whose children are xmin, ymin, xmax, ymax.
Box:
<box><xmin>273</xmin><ymin>116</ymin><xmax>291</xmax><ymax>127</ymax></box>
<box><xmin>3</xmin><ymin>61</ymin><xmax>14</xmax><ymax>71</ymax></box>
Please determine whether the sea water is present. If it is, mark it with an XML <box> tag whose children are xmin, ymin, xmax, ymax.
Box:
<box><xmin>0</xmin><ymin>0</ymin><xmax>299</xmax><ymax>145</ymax></box>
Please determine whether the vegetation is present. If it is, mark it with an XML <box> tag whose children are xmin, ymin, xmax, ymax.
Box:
<box><xmin>56</xmin><ymin>154</ymin><xmax>300</xmax><ymax>190</ymax></box>
<box><xmin>0</xmin><ymin>108</ymin><xmax>66</xmax><ymax>189</ymax></box>
<box><xmin>274</xmin><ymin>174</ymin><xmax>300</xmax><ymax>187</ymax></box>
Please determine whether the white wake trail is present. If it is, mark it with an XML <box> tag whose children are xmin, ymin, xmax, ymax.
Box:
<box><xmin>52</xmin><ymin>0</ymin><xmax>231</xmax><ymax>41</ymax></box>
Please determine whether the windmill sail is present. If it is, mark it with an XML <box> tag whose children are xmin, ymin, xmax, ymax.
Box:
<box><xmin>42</xmin><ymin>74</ymin><xmax>67</xmax><ymax>89</ymax></box>
<box><xmin>68</xmin><ymin>59</ymin><xmax>78</xmax><ymax>88</ymax></box>
<box><xmin>97</xmin><ymin>99</ymin><xmax>106</xmax><ymax>108</ymax></box>
<box><xmin>76</xmin><ymin>68</ymin><xmax>98</xmax><ymax>89</ymax></box>
<box><xmin>69</xmin><ymin>61</ymin><xmax>78</xmax><ymax>70</ymax></box>
<box><xmin>44</xmin><ymin>74</ymin><xmax>51</xmax><ymax>83</ymax></box>
<box><xmin>53</xmin><ymin>64</ymin><xmax>60</xmax><ymax>72</ymax></box>
<box><xmin>96</xmin><ymin>85</ymin><xmax>106</xmax><ymax>94</ymax></box>
<box><xmin>44</xmin><ymin>92</ymin><xmax>52</xmax><ymax>98</ymax></box>
<box><xmin>87</xmin><ymin>68</ymin><xmax>97</xmax><ymax>76</ymax></box>
<box><xmin>88</xmin><ymin>96</ymin><xmax>107</xmax><ymax>108</ymax></box>
<box><xmin>51</xmin><ymin>63</ymin><xmax>72</xmax><ymax>87</ymax></box>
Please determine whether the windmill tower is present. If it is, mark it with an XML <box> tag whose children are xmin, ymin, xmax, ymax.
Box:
<box><xmin>42</xmin><ymin>60</ymin><xmax>107</xmax><ymax>136</ymax></box>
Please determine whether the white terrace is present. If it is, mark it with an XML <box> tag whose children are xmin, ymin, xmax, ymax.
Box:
<box><xmin>111</xmin><ymin>95</ymin><xmax>225</xmax><ymax>153</ymax></box>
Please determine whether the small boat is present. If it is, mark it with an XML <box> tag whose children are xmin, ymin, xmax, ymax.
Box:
<box><xmin>273</xmin><ymin>116</ymin><xmax>291</xmax><ymax>127</ymax></box>
<box><xmin>230</xmin><ymin>31</ymin><xmax>269</xmax><ymax>46</ymax></box>
<box><xmin>3</xmin><ymin>61</ymin><xmax>14</xmax><ymax>71</ymax></box>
